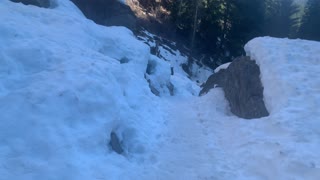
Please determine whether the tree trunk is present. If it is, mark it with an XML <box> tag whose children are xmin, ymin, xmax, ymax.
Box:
<box><xmin>189</xmin><ymin>0</ymin><xmax>199</xmax><ymax>67</ymax></box>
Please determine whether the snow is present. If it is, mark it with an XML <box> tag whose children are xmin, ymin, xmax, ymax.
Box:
<box><xmin>137</xmin><ymin>30</ymin><xmax>213</xmax><ymax>84</ymax></box>
<box><xmin>1</xmin><ymin>0</ymin><xmax>320</xmax><ymax>179</ymax></box>
<box><xmin>145</xmin><ymin>55</ymin><xmax>172</xmax><ymax>96</ymax></box>
<box><xmin>0</xmin><ymin>0</ymin><xmax>168</xmax><ymax>179</ymax></box>
<box><xmin>214</xmin><ymin>62</ymin><xmax>231</xmax><ymax>73</ymax></box>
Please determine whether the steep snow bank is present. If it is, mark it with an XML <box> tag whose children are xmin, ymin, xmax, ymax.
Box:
<box><xmin>0</xmin><ymin>0</ymin><xmax>184</xmax><ymax>179</ymax></box>
<box><xmin>245</xmin><ymin>37</ymin><xmax>320</xmax><ymax>114</ymax></box>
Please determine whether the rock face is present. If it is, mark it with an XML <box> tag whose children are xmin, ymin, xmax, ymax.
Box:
<box><xmin>70</xmin><ymin>0</ymin><xmax>137</xmax><ymax>30</ymax></box>
<box><xmin>10</xmin><ymin>0</ymin><xmax>51</xmax><ymax>8</ymax></box>
<box><xmin>200</xmin><ymin>56</ymin><xmax>269</xmax><ymax>119</ymax></box>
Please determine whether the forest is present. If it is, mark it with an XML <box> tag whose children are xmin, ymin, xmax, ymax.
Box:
<box><xmin>136</xmin><ymin>0</ymin><xmax>320</xmax><ymax>67</ymax></box>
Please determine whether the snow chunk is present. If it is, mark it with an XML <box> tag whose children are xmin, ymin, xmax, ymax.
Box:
<box><xmin>145</xmin><ymin>55</ymin><xmax>173</xmax><ymax>96</ymax></box>
<box><xmin>214</xmin><ymin>62</ymin><xmax>231</xmax><ymax>73</ymax></box>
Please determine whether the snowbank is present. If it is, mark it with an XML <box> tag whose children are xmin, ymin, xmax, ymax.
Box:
<box><xmin>196</xmin><ymin>37</ymin><xmax>320</xmax><ymax>179</ymax></box>
<box><xmin>245</xmin><ymin>37</ymin><xmax>320</xmax><ymax>114</ymax></box>
<box><xmin>0</xmin><ymin>0</ymin><xmax>169</xmax><ymax>179</ymax></box>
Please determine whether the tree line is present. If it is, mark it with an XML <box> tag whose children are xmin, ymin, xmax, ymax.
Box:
<box><xmin>155</xmin><ymin>0</ymin><xmax>320</xmax><ymax>67</ymax></box>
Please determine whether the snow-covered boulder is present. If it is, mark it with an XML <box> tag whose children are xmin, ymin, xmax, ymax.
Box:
<box><xmin>200</xmin><ymin>56</ymin><xmax>269</xmax><ymax>119</ymax></box>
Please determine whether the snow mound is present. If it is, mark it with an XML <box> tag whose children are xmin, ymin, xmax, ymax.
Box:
<box><xmin>245</xmin><ymin>37</ymin><xmax>320</xmax><ymax>114</ymax></box>
<box><xmin>145</xmin><ymin>55</ymin><xmax>173</xmax><ymax>96</ymax></box>
<box><xmin>175</xmin><ymin>37</ymin><xmax>320</xmax><ymax>179</ymax></box>
<box><xmin>0</xmin><ymin>0</ymin><xmax>173</xmax><ymax>179</ymax></box>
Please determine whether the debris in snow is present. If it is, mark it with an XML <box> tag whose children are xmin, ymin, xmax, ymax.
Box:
<box><xmin>109</xmin><ymin>132</ymin><xmax>124</xmax><ymax>154</ymax></box>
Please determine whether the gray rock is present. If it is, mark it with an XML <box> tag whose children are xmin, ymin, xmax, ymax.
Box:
<box><xmin>70</xmin><ymin>0</ymin><xmax>137</xmax><ymax>30</ymax></box>
<box><xmin>109</xmin><ymin>132</ymin><xmax>123</xmax><ymax>154</ymax></box>
<box><xmin>10</xmin><ymin>0</ymin><xmax>51</xmax><ymax>8</ymax></box>
<box><xmin>199</xmin><ymin>69</ymin><xmax>227</xmax><ymax>95</ymax></box>
<box><xmin>200</xmin><ymin>56</ymin><xmax>269</xmax><ymax>119</ymax></box>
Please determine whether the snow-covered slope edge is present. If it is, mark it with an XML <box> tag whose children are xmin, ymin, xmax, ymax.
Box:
<box><xmin>0</xmin><ymin>0</ymin><xmax>178</xmax><ymax>179</ymax></box>
<box><xmin>245</xmin><ymin>37</ymin><xmax>320</xmax><ymax>114</ymax></box>
<box><xmin>241</xmin><ymin>37</ymin><xmax>320</xmax><ymax>178</ymax></box>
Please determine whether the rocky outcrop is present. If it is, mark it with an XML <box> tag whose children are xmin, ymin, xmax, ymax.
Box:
<box><xmin>70</xmin><ymin>0</ymin><xmax>137</xmax><ymax>30</ymax></box>
<box><xmin>200</xmin><ymin>56</ymin><xmax>269</xmax><ymax>119</ymax></box>
<box><xmin>10</xmin><ymin>0</ymin><xmax>51</xmax><ymax>8</ymax></box>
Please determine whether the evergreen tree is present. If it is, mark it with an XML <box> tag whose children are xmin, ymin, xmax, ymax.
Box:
<box><xmin>299</xmin><ymin>0</ymin><xmax>320</xmax><ymax>41</ymax></box>
<box><xmin>264</xmin><ymin>0</ymin><xmax>299</xmax><ymax>38</ymax></box>
<box><xmin>170</xmin><ymin>0</ymin><xmax>195</xmax><ymax>38</ymax></box>
<box><xmin>227</xmin><ymin>0</ymin><xmax>265</xmax><ymax>57</ymax></box>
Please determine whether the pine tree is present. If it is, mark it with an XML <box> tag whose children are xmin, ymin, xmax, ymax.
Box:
<box><xmin>227</xmin><ymin>0</ymin><xmax>265</xmax><ymax>57</ymax></box>
<box><xmin>264</xmin><ymin>0</ymin><xmax>299</xmax><ymax>38</ymax></box>
<box><xmin>299</xmin><ymin>0</ymin><xmax>320</xmax><ymax>41</ymax></box>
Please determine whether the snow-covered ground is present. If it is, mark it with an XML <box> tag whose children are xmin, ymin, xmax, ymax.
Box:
<box><xmin>0</xmin><ymin>0</ymin><xmax>320</xmax><ymax>180</ymax></box>
<box><xmin>137</xmin><ymin>30</ymin><xmax>213</xmax><ymax>84</ymax></box>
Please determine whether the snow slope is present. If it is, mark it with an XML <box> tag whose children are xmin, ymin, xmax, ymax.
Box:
<box><xmin>1</xmin><ymin>0</ymin><xmax>320</xmax><ymax>179</ymax></box>
<box><xmin>0</xmin><ymin>0</ymin><xmax>181</xmax><ymax>179</ymax></box>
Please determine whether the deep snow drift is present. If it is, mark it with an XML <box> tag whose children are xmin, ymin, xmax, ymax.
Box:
<box><xmin>0</xmin><ymin>0</ymin><xmax>320</xmax><ymax>180</ymax></box>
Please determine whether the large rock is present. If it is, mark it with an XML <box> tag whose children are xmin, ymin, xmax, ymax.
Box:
<box><xmin>200</xmin><ymin>56</ymin><xmax>269</xmax><ymax>119</ymax></box>
<box><xmin>10</xmin><ymin>0</ymin><xmax>51</xmax><ymax>8</ymax></box>
<box><xmin>70</xmin><ymin>0</ymin><xmax>137</xmax><ymax>30</ymax></box>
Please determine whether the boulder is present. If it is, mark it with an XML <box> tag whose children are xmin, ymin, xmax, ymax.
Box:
<box><xmin>70</xmin><ymin>0</ymin><xmax>137</xmax><ymax>30</ymax></box>
<box><xmin>200</xmin><ymin>56</ymin><xmax>269</xmax><ymax>119</ymax></box>
<box><xmin>10</xmin><ymin>0</ymin><xmax>51</xmax><ymax>8</ymax></box>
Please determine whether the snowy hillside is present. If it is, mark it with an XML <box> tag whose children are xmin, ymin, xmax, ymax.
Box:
<box><xmin>1</xmin><ymin>0</ymin><xmax>320</xmax><ymax>180</ymax></box>
<box><xmin>0</xmin><ymin>0</ymin><xmax>194</xmax><ymax>179</ymax></box>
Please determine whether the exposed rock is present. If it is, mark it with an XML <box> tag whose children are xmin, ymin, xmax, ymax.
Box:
<box><xmin>199</xmin><ymin>69</ymin><xmax>227</xmax><ymax>93</ymax></box>
<box><xmin>200</xmin><ymin>56</ymin><xmax>269</xmax><ymax>119</ymax></box>
<box><xmin>109</xmin><ymin>132</ymin><xmax>123</xmax><ymax>154</ymax></box>
<box><xmin>70</xmin><ymin>0</ymin><xmax>137</xmax><ymax>30</ymax></box>
<box><xmin>10</xmin><ymin>0</ymin><xmax>51</xmax><ymax>8</ymax></box>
